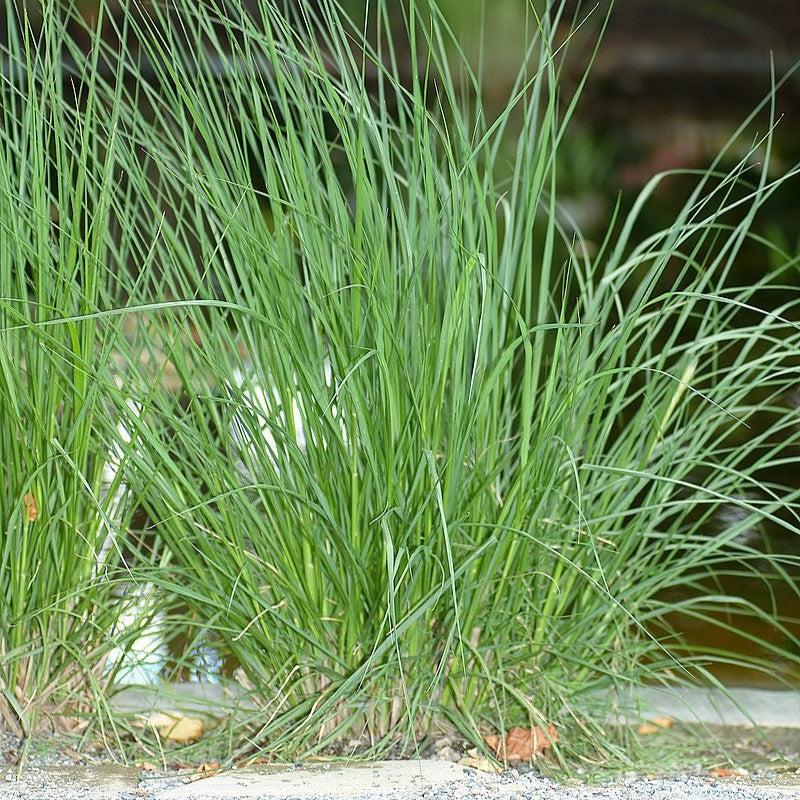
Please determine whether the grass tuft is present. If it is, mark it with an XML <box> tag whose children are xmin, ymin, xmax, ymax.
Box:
<box><xmin>1</xmin><ymin>0</ymin><xmax>798</xmax><ymax>765</ymax></box>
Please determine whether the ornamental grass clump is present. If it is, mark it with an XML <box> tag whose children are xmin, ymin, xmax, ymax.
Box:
<box><xmin>0</xmin><ymin>5</ymin><xmax>157</xmax><ymax>734</ymax></box>
<box><xmin>1</xmin><ymin>0</ymin><xmax>798</xmax><ymax>763</ymax></box>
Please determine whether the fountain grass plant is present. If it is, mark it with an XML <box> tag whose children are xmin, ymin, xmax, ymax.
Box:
<box><xmin>1</xmin><ymin>0</ymin><xmax>799</xmax><ymax>765</ymax></box>
<box><xmin>0</xmin><ymin>2</ymin><xmax>166</xmax><ymax>738</ymax></box>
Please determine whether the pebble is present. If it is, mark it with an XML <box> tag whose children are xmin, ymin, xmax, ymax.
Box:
<box><xmin>434</xmin><ymin>747</ymin><xmax>462</xmax><ymax>762</ymax></box>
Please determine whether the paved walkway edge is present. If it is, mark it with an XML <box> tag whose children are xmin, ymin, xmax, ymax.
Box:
<box><xmin>111</xmin><ymin>682</ymin><xmax>800</xmax><ymax>729</ymax></box>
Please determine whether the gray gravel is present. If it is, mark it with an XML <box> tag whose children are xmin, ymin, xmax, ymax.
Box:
<box><xmin>1</xmin><ymin>761</ymin><xmax>799</xmax><ymax>800</ymax></box>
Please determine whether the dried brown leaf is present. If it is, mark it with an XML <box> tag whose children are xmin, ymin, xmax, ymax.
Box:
<box><xmin>532</xmin><ymin>724</ymin><xmax>558</xmax><ymax>755</ymax></box>
<box><xmin>506</xmin><ymin>727</ymin><xmax>532</xmax><ymax>761</ymax></box>
<box><xmin>709</xmin><ymin>767</ymin><xmax>747</xmax><ymax>778</ymax></box>
<box><xmin>141</xmin><ymin>711</ymin><xmax>176</xmax><ymax>729</ymax></box>
<box><xmin>637</xmin><ymin>723</ymin><xmax>660</xmax><ymax>735</ymax></box>
<box><xmin>638</xmin><ymin>715</ymin><xmax>674</xmax><ymax>735</ymax></box>
<box><xmin>158</xmin><ymin>716</ymin><xmax>205</xmax><ymax>743</ymax></box>
<box><xmin>23</xmin><ymin>493</ymin><xmax>37</xmax><ymax>522</ymax></box>
<box><xmin>652</xmin><ymin>715</ymin><xmax>674</xmax><ymax>729</ymax></box>
<box><xmin>484</xmin><ymin>724</ymin><xmax>558</xmax><ymax>762</ymax></box>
